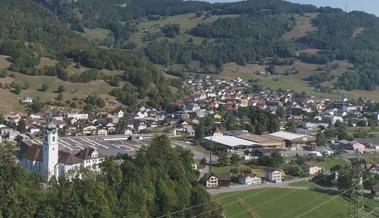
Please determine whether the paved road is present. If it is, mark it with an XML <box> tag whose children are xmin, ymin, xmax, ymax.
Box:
<box><xmin>207</xmin><ymin>179</ymin><xmax>309</xmax><ymax>196</ymax></box>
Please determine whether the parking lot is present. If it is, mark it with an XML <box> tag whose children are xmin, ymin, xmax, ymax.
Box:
<box><xmin>24</xmin><ymin>135</ymin><xmax>151</xmax><ymax>156</ymax></box>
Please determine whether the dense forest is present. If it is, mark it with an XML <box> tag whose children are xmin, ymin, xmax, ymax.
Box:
<box><xmin>0</xmin><ymin>135</ymin><xmax>222</xmax><ymax>218</ymax></box>
<box><xmin>145</xmin><ymin>13</ymin><xmax>293</xmax><ymax>69</ymax></box>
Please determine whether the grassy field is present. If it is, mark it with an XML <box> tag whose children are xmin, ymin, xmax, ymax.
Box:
<box><xmin>282</xmin><ymin>13</ymin><xmax>318</xmax><ymax>41</ymax></box>
<box><xmin>215</xmin><ymin>188</ymin><xmax>379</xmax><ymax>218</ymax></box>
<box><xmin>212</xmin><ymin>164</ymin><xmax>252</xmax><ymax>175</ymax></box>
<box><xmin>82</xmin><ymin>27</ymin><xmax>110</xmax><ymax>42</ymax></box>
<box><xmin>318</xmin><ymin>157</ymin><xmax>350</xmax><ymax>171</ymax></box>
<box><xmin>0</xmin><ymin>54</ymin><xmax>124</xmax><ymax>113</ymax></box>
<box><xmin>129</xmin><ymin>13</ymin><xmax>239</xmax><ymax>48</ymax></box>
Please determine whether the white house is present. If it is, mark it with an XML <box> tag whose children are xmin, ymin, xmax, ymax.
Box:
<box><xmin>21</xmin><ymin>96</ymin><xmax>33</xmax><ymax>104</ymax></box>
<box><xmin>97</xmin><ymin>129</ymin><xmax>108</xmax><ymax>136</ymax></box>
<box><xmin>83</xmin><ymin>125</ymin><xmax>97</xmax><ymax>135</ymax></box>
<box><xmin>239</xmin><ymin>174</ymin><xmax>262</xmax><ymax>185</ymax></box>
<box><xmin>304</xmin><ymin>162</ymin><xmax>323</xmax><ymax>175</ymax></box>
<box><xmin>267</xmin><ymin>170</ymin><xmax>283</xmax><ymax>183</ymax></box>
<box><xmin>115</xmin><ymin>110</ymin><xmax>124</xmax><ymax>118</ymax></box>
<box><xmin>67</xmin><ymin>112</ymin><xmax>89</xmax><ymax>120</ymax></box>
<box><xmin>28</xmin><ymin>125</ymin><xmax>40</xmax><ymax>135</ymax></box>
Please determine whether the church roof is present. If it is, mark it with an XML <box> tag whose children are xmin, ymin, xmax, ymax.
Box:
<box><xmin>22</xmin><ymin>144</ymin><xmax>43</xmax><ymax>161</ymax></box>
<box><xmin>58</xmin><ymin>151</ymin><xmax>81</xmax><ymax>165</ymax></box>
<box><xmin>76</xmin><ymin>148</ymin><xmax>96</xmax><ymax>160</ymax></box>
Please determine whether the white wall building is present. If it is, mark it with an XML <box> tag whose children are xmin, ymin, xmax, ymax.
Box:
<box><xmin>19</xmin><ymin>122</ymin><xmax>104</xmax><ymax>182</ymax></box>
<box><xmin>267</xmin><ymin>170</ymin><xmax>282</xmax><ymax>183</ymax></box>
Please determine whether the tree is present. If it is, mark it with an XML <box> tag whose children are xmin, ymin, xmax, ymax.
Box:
<box><xmin>17</xmin><ymin>119</ymin><xmax>26</xmax><ymax>133</ymax></box>
<box><xmin>0</xmin><ymin>114</ymin><xmax>4</xmax><ymax>124</ymax></box>
<box><xmin>230</xmin><ymin>153</ymin><xmax>240</xmax><ymax>166</ymax></box>
<box><xmin>337</xmin><ymin>168</ymin><xmax>353</xmax><ymax>190</ymax></box>
<box><xmin>316</xmin><ymin>133</ymin><xmax>326</xmax><ymax>147</ymax></box>
<box><xmin>40</xmin><ymin>83</ymin><xmax>48</xmax><ymax>92</ymax></box>
<box><xmin>194</xmin><ymin>125</ymin><xmax>205</xmax><ymax>145</ymax></box>
<box><xmin>218</xmin><ymin>152</ymin><xmax>228</xmax><ymax>167</ymax></box>
<box><xmin>12</xmin><ymin>84</ymin><xmax>21</xmax><ymax>95</ymax></box>
<box><xmin>57</xmin><ymin>85</ymin><xmax>65</xmax><ymax>93</ymax></box>
<box><xmin>200</xmin><ymin>158</ymin><xmax>207</xmax><ymax>167</ymax></box>
<box><xmin>271</xmin><ymin>151</ymin><xmax>284</xmax><ymax>169</ymax></box>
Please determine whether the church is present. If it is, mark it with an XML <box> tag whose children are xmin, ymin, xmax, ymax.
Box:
<box><xmin>19</xmin><ymin>122</ymin><xmax>104</xmax><ymax>182</ymax></box>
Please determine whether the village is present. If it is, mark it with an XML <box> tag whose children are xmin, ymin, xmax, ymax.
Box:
<box><xmin>2</xmin><ymin>76</ymin><xmax>379</xmax><ymax>197</ymax></box>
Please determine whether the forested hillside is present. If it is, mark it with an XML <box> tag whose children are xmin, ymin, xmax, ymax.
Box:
<box><xmin>0</xmin><ymin>0</ymin><xmax>177</xmax><ymax>112</ymax></box>
<box><xmin>2</xmin><ymin>0</ymin><xmax>379</xmax><ymax>113</ymax></box>
<box><xmin>300</xmin><ymin>9</ymin><xmax>379</xmax><ymax>91</ymax></box>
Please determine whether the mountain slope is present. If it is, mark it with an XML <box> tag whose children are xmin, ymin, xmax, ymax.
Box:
<box><xmin>0</xmin><ymin>0</ymin><xmax>86</xmax><ymax>53</ymax></box>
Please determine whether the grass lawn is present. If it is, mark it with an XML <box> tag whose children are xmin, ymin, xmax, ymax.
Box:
<box><xmin>317</xmin><ymin>157</ymin><xmax>349</xmax><ymax>171</ymax></box>
<box><xmin>362</xmin><ymin>153</ymin><xmax>379</xmax><ymax>164</ymax></box>
<box><xmin>214</xmin><ymin>188</ymin><xmax>379</xmax><ymax>218</ymax></box>
<box><xmin>212</xmin><ymin>164</ymin><xmax>252</xmax><ymax>175</ymax></box>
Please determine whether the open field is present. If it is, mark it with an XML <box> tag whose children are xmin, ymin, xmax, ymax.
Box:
<box><xmin>215</xmin><ymin>188</ymin><xmax>379</xmax><ymax>218</ymax></box>
<box><xmin>212</xmin><ymin>164</ymin><xmax>252</xmax><ymax>175</ymax></box>
<box><xmin>317</xmin><ymin>157</ymin><xmax>350</xmax><ymax>171</ymax></box>
<box><xmin>82</xmin><ymin>27</ymin><xmax>110</xmax><ymax>42</ymax></box>
<box><xmin>0</xmin><ymin>54</ymin><xmax>125</xmax><ymax>113</ymax></box>
<box><xmin>282</xmin><ymin>13</ymin><xmax>318</xmax><ymax>41</ymax></box>
<box><xmin>129</xmin><ymin>13</ymin><xmax>239</xmax><ymax>48</ymax></box>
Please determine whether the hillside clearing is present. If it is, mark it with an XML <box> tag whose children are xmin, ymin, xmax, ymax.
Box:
<box><xmin>129</xmin><ymin>13</ymin><xmax>239</xmax><ymax>48</ymax></box>
<box><xmin>282</xmin><ymin>13</ymin><xmax>318</xmax><ymax>41</ymax></box>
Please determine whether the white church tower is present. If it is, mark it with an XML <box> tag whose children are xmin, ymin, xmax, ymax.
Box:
<box><xmin>43</xmin><ymin>122</ymin><xmax>59</xmax><ymax>182</ymax></box>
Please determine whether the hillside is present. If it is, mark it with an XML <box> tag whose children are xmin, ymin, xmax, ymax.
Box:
<box><xmin>2</xmin><ymin>0</ymin><xmax>379</xmax><ymax>113</ymax></box>
<box><xmin>0</xmin><ymin>0</ymin><xmax>177</xmax><ymax>113</ymax></box>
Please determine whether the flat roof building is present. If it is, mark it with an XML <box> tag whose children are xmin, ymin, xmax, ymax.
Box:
<box><xmin>204</xmin><ymin>135</ymin><xmax>257</xmax><ymax>150</ymax></box>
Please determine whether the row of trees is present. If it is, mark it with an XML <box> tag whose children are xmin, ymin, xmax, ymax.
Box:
<box><xmin>0</xmin><ymin>136</ymin><xmax>222</xmax><ymax>218</ymax></box>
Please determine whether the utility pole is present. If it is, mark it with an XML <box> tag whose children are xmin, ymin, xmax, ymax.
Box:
<box><xmin>348</xmin><ymin>151</ymin><xmax>365</xmax><ymax>218</ymax></box>
<box><xmin>209</xmin><ymin>135</ymin><xmax>212</xmax><ymax>173</ymax></box>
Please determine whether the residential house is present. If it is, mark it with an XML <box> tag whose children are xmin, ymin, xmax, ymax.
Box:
<box><xmin>200</xmin><ymin>173</ymin><xmax>231</xmax><ymax>188</ymax></box>
<box><xmin>67</xmin><ymin>112</ymin><xmax>89</xmax><ymax>120</ymax></box>
<box><xmin>28</xmin><ymin>125</ymin><xmax>40</xmax><ymax>135</ymax></box>
<box><xmin>339</xmin><ymin>140</ymin><xmax>366</xmax><ymax>153</ymax></box>
<box><xmin>367</xmin><ymin>164</ymin><xmax>379</xmax><ymax>175</ymax></box>
<box><xmin>304</xmin><ymin>162</ymin><xmax>323</xmax><ymax>175</ymax></box>
<box><xmin>372</xmin><ymin>186</ymin><xmax>379</xmax><ymax>200</ymax></box>
<box><xmin>266</xmin><ymin>170</ymin><xmax>283</xmax><ymax>183</ymax></box>
<box><xmin>239</xmin><ymin>174</ymin><xmax>262</xmax><ymax>185</ymax></box>
<box><xmin>21</xmin><ymin>96</ymin><xmax>33</xmax><ymax>104</ymax></box>
<box><xmin>97</xmin><ymin>129</ymin><xmax>108</xmax><ymax>136</ymax></box>
<box><xmin>83</xmin><ymin>125</ymin><xmax>97</xmax><ymax>135</ymax></box>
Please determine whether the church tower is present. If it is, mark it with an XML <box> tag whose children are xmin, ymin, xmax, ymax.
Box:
<box><xmin>42</xmin><ymin>121</ymin><xmax>59</xmax><ymax>182</ymax></box>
